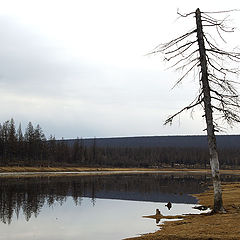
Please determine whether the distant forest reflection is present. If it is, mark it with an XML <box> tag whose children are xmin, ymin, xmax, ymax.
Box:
<box><xmin>1</xmin><ymin>173</ymin><xmax>240</xmax><ymax>224</ymax></box>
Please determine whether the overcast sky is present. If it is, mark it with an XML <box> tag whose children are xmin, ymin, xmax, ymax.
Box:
<box><xmin>0</xmin><ymin>0</ymin><xmax>240</xmax><ymax>139</ymax></box>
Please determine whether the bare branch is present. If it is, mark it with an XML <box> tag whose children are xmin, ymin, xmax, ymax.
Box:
<box><xmin>207</xmin><ymin>49</ymin><xmax>240</xmax><ymax>60</ymax></box>
<box><xmin>164</xmin><ymin>43</ymin><xmax>197</xmax><ymax>62</ymax></box>
<box><xmin>202</xmin><ymin>9</ymin><xmax>240</xmax><ymax>14</ymax></box>
<box><xmin>164</xmin><ymin>40</ymin><xmax>197</xmax><ymax>56</ymax></box>
<box><xmin>177</xmin><ymin>10</ymin><xmax>195</xmax><ymax>18</ymax></box>
<box><xmin>171</xmin><ymin>61</ymin><xmax>199</xmax><ymax>89</ymax></box>
<box><xmin>150</xmin><ymin>8</ymin><xmax>240</xmax><ymax>130</ymax></box>
<box><xmin>164</xmin><ymin>98</ymin><xmax>203</xmax><ymax>125</ymax></box>
<box><xmin>168</xmin><ymin>56</ymin><xmax>199</xmax><ymax>71</ymax></box>
<box><xmin>148</xmin><ymin>29</ymin><xmax>197</xmax><ymax>55</ymax></box>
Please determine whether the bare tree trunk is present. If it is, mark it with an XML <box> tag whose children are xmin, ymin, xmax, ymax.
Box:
<box><xmin>195</xmin><ymin>8</ymin><xmax>224</xmax><ymax>213</ymax></box>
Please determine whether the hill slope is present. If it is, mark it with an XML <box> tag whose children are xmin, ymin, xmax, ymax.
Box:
<box><xmin>65</xmin><ymin>135</ymin><xmax>240</xmax><ymax>149</ymax></box>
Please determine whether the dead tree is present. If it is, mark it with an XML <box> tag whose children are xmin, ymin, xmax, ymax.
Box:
<box><xmin>150</xmin><ymin>8</ymin><xmax>240</xmax><ymax>213</ymax></box>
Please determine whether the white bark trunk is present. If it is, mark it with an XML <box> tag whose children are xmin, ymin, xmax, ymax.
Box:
<box><xmin>195</xmin><ymin>8</ymin><xmax>224</xmax><ymax>213</ymax></box>
<box><xmin>209</xmin><ymin>142</ymin><xmax>224</xmax><ymax>212</ymax></box>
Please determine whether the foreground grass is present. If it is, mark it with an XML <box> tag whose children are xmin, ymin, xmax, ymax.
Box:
<box><xmin>126</xmin><ymin>182</ymin><xmax>240</xmax><ymax>240</ymax></box>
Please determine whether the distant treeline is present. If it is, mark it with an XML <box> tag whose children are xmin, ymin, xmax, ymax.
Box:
<box><xmin>65</xmin><ymin>135</ymin><xmax>240</xmax><ymax>149</ymax></box>
<box><xmin>0</xmin><ymin>119</ymin><xmax>240</xmax><ymax>168</ymax></box>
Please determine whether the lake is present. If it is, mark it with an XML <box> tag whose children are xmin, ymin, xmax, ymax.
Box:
<box><xmin>0</xmin><ymin>172</ymin><xmax>239</xmax><ymax>240</ymax></box>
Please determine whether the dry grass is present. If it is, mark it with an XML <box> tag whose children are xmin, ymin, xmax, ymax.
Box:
<box><xmin>0</xmin><ymin>166</ymin><xmax>153</xmax><ymax>173</ymax></box>
<box><xmin>1</xmin><ymin>167</ymin><xmax>240</xmax><ymax>180</ymax></box>
<box><xmin>125</xmin><ymin>182</ymin><xmax>240</xmax><ymax>240</ymax></box>
<box><xmin>1</xmin><ymin>166</ymin><xmax>240</xmax><ymax>174</ymax></box>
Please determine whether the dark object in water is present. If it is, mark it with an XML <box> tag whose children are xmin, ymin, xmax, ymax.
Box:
<box><xmin>156</xmin><ymin>208</ymin><xmax>161</xmax><ymax>215</ymax></box>
<box><xmin>165</xmin><ymin>201</ymin><xmax>172</xmax><ymax>210</ymax></box>
<box><xmin>155</xmin><ymin>209</ymin><xmax>162</xmax><ymax>224</ymax></box>
<box><xmin>193</xmin><ymin>205</ymin><xmax>208</xmax><ymax>211</ymax></box>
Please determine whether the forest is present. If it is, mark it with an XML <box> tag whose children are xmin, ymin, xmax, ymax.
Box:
<box><xmin>0</xmin><ymin>118</ymin><xmax>240</xmax><ymax>169</ymax></box>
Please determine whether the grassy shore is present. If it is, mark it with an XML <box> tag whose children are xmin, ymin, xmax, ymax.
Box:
<box><xmin>125</xmin><ymin>182</ymin><xmax>240</xmax><ymax>240</ymax></box>
<box><xmin>1</xmin><ymin>166</ymin><xmax>240</xmax><ymax>174</ymax></box>
<box><xmin>0</xmin><ymin>166</ymin><xmax>157</xmax><ymax>173</ymax></box>
<box><xmin>0</xmin><ymin>166</ymin><xmax>206</xmax><ymax>173</ymax></box>
<box><xmin>0</xmin><ymin>166</ymin><xmax>213</xmax><ymax>179</ymax></box>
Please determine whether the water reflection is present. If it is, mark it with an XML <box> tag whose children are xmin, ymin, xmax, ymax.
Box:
<box><xmin>0</xmin><ymin>172</ymin><xmax>239</xmax><ymax>226</ymax></box>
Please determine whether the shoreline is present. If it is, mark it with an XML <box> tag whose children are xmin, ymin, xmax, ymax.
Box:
<box><xmin>1</xmin><ymin>166</ymin><xmax>240</xmax><ymax>178</ymax></box>
<box><xmin>0</xmin><ymin>166</ymin><xmax>211</xmax><ymax>178</ymax></box>
<box><xmin>1</xmin><ymin>167</ymin><xmax>240</xmax><ymax>179</ymax></box>
<box><xmin>125</xmin><ymin>182</ymin><xmax>240</xmax><ymax>240</ymax></box>
<box><xmin>0</xmin><ymin>166</ymin><xmax>208</xmax><ymax>173</ymax></box>
<box><xmin>1</xmin><ymin>166</ymin><xmax>240</xmax><ymax>173</ymax></box>
<box><xmin>1</xmin><ymin>166</ymin><xmax>240</xmax><ymax>238</ymax></box>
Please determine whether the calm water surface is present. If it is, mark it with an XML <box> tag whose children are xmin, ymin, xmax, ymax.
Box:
<box><xmin>0</xmin><ymin>172</ymin><xmax>239</xmax><ymax>240</ymax></box>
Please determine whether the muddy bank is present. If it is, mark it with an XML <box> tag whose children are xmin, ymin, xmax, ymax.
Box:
<box><xmin>125</xmin><ymin>182</ymin><xmax>240</xmax><ymax>240</ymax></box>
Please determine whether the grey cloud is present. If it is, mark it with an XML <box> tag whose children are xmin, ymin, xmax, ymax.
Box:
<box><xmin>0</xmin><ymin>16</ymin><xmax>205</xmax><ymax>138</ymax></box>
<box><xmin>0</xmin><ymin>17</ymin><xmax>83</xmax><ymax>96</ymax></box>
<box><xmin>0</xmin><ymin>16</ymin><xmax>179</xmax><ymax>107</ymax></box>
